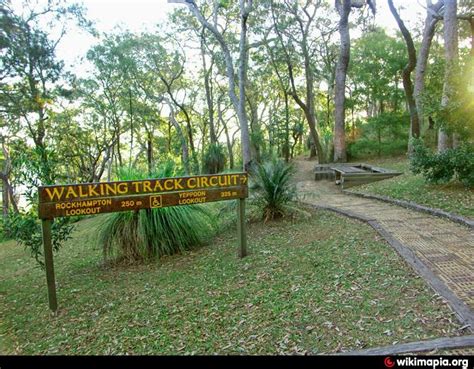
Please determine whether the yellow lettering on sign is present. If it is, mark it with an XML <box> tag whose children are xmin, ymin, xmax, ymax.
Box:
<box><xmin>174</xmin><ymin>178</ymin><xmax>184</xmax><ymax>190</ymax></box>
<box><xmin>132</xmin><ymin>182</ymin><xmax>141</xmax><ymax>192</ymax></box>
<box><xmin>210</xmin><ymin>176</ymin><xmax>218</xmax><ymax>187</ymax></box>
<box><xmin>65</xmin><ymin>186</ymin><xmax>78</xmax><ymax>199</ymax></box>
<box><xmin>88</xmin><ymin>184</ymin><xmax>100</xmax><ymax>197</ymax></box>
<box><xmin>218</xmin><ymin>175</ymin><xmax>228</xmax><ymax>186</ymax></box>
<box><xmin>117</xmin><ymin>182</ymin><xmax>128</xmax><ymax>194</ymax></box>
<box><xmin>78</xmin><ymin>185</ymin><xmax>88</xmax><ymax>198</ymax></box>
<box><xmin>104</xmin><ymin>183</ymin><xmax>117</xmax><ymax>196</ymax></box>
<box><xmin>164</xmin><ymin>179</ymin><xmax>174</xmax><ymax>191</ymax></box>
<box><xmin>231</xmin><ymin>174</ymin><xmax>239</xmax><ymax>186</ymax></box>
<box><xmin>143</xmin><ymin>181</ymin><xmax>152</xmax><ymax>192</ymax></box>
<box><xmin>153</xmin><ymin>180</ymin><xmax>164</xmax><ymax>192</ymax></box>
<box><xmin>187</xmin><ymin>177</ymin><xmax>197</xmax><ymax>189</ymax></box>
<box><xmin>45</xmin><ymin>187</ymin><xmax>65</xmax><ymax>202</ymax></box>
<box><xmin>200</xmin><ymin>177</ymin><xmax>209</xmax><ymax>188</ymax></box>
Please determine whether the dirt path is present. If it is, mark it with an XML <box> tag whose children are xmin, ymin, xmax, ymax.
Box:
<box><xmin>293</xmin><ymin>158</ymin><xmax>474</xmax><ymax>329</ymax></box>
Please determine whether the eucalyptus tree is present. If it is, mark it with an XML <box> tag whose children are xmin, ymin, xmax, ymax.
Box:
<box><xmin>0</xmin><ymin>136</ymin><xmax>18</xmax><ymax>218</ymax></box>
<box><xmin>349</xmin><ymin>29</ymin><xmax>405</xmax><ymax>117</ymax></box>
<box><xmin>314</xmin><ymin>19</ymin><xmax>338</xmax><ymax>136</ymax></box>
<box><xmin>149</xmin><ymin>38</ymin><xmax>197</xmax><ymax>165</ymax></box>
<box><xmin>263</xmin><ymin>38</ymin><xmax>291</xmax><ymax>162</ymax></box>
<box><xmin>85</xmin><ymin>35</ymin><xmax>132</xmax><ymax>170</ymax></box>
<box><xmin>438</xmin><ymin>0</ymin><xmax>459</xmax><ymax>152</ymax></box>
<box><xmin>414</xmin><ymin>1</ymin><xmax>445</xmax><ymax>127</ymax></box>
<box><xmin>216</xmin><ymin>86</ymin><xmax>238</xmax><ymax>169</ymax></box>
<box><xmin>169</xmin><ymin>8</ymin><xmax>230</xmax><ymax>172</ymax></box>
<box><xmin>127</xmin><ymin>32</ymin><xmax>196</xmax><ymax>173</ymax></box>
<box><xmin>50</xmin><ymin>104</ymin><xmax>118</xmax><ymax>183</ymax></box>
<box><xmin>388</xmin><ymin>0</ymin><xmax>420</xmax><ymax>147</ymax></box>
<box><xmin>269</xmin><ymin>0</ymin><xmax>325</xmax><ymax>162</ymax></box>
<box><xmin>333</xmin><ymin>0</ymin><xmax>376</xmax><ymax>162</ymax></box>
<box><xmin>172</xmin><ymin>0</ymin><xmax>253</xmax><ymax>171</ymax></box>
<box><xmin>0</xmin><ymin>0</ymin><xmax>91</xmax><ymax>184</ymax></box>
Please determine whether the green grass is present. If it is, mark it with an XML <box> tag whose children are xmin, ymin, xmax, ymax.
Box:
<box><xmin>0</xmin><ymin>209</ymin><xmax>463</xmax><ymax>355</ymax></box>
<box><xmin>349</xmin><ymin>157</ymin><xmax>474</xmax><ymax>219</ymax></box>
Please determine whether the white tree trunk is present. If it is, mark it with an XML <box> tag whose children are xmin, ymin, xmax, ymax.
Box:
<box><xmin>414</xmin><ymin>1</ymin><xmax>444</xmax><ymax>127</ymax></box>
<box><xmin>438</xmin><ymin>0</ymin><xmax>458</xmax><ymax>153</ymax></box>
<box><xmin>238</xmin><ymin>0</ymin><xmax>252</xmax><ymax>170</ymax></box>
<box><xmin>334</xmin><ymin>0</ymin><xmax>351</xmax><ymax>163</ymax></box>
<box><xmin>185</xmin><ymin>1</ymin><xmax>252</xmax><ymax>171</ymax></box>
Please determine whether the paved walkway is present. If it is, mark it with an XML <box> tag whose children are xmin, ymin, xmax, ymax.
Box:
<box><xmin>294</xmin><ymin>159</ymin><xmax>474</xmax><ymax>322</ymax></box>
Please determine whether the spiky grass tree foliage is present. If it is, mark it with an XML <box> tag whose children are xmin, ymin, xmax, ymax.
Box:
<box><xmin>251</xmin><ymin>158</ymin><xmax>297</xmax><ymax>222</ymax></box>
<box><xmin>203</xmin><ymin>143</ymin><xmax>226</xmax><ymax>174</ymax></box>
<box><xmin>99</xmin><ymin>164</ymin><xmax>215</xmax><ymax>264</ymax></box>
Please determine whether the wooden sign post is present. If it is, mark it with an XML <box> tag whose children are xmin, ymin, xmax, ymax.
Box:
<box><xmin>38</xmin><ymin>172</ymin><xmax>248</xmax><ymax>312</ymax></box>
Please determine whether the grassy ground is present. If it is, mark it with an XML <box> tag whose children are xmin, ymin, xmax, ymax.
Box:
<box><xmin>0</xmin><ymin>208</ymin><xmax>463</xmax><ymax>355</ymax></box>
<box><xmin>348</xmin><ymin>157</ymin><xmax>474</xmax><ymax>219</ymax></box>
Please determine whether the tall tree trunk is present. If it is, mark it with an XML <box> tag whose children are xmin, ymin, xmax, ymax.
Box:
<box><xmin>94</xmin><ymin>144</ymin><xmax>112</xmax><ymax>182</ymax></box>
<box><xmin>128</xmin><ymin>88</ymin><xmax>134</xmax><ymax>168</ymax></box>
<box><xmin>107</xmin><ymin>145</ymin><xmax>114</xmax><ymax>182</ymax></box>
<box><xmin>169</xmin><ymin>105</ymin><xmax>190</xmax><ymax>174</ymax></box>
<box><xmin>388</xmin><ymin>0</ymin><xmax>420</xmax><ymax>151</ymax></box>
<box><xmin>334</xmin><ymin>0</ymin><xmax>351</xmax><ymax>163</ymax></box>
<box><xmin>147</xmin><ymin>130</ymin><xmax>153</xmax><ymax>175</ymax></box>
<box><xmin>470</xmin><ymin>17</ymin><xmax>474</xmax><ymax>56</ymax></box>
<box><xmin>283</xmin><ymin>91</ymin><xmax>290</xmax><ymax>162</ymax></box>
<box><xmin>1</xmin><ymin>141</ymin><xmax>18</xmax><ymax>217</ymax></box>
<box><xmin>270</xmin><ymin>0</ymin><xmax>324</xmax><ymax>163</ymax></box>
<box><xmin>438</xmin><ymin>0</ymin><xmax>458</xmax><ymax>153</ymax></box>
<box><xmin>217</xmin><ymin>99</ymin><xmax>234</xmax><ymax>169</ymax></box>
<box><xmin>238</xmin><ymin>0</ymin><xmax>253</xmax><ymax>170</ymax></box>
<box><xmin>247</xmin><ymin>96</ymin><xmax>261</xmax><ymax>163</ymax></box>
<box><xmin>159</xmin><ymin>76</ymin><xmax>196</xmax><ymax>163</ymax></box>
<box><xmin>414</xmin><ymin>0</ymin><xmax>444</xmax><ymax>129</ymax></box>
<box><xmin>2</xmin><ymin>179</ymin><xmax>8</xmax><ymax>219</ymax></box>
<box><xmin>302</xmin><ymin>32</ymin><xmax>323</xmax><ymax>161</ymax></box>
<box><xmin>200</xmin><ymin>35</ymin><xmax>217</xmax><ymax>144</ymax></box>
<box><xmin>185</xmin><ymin>1</ymin><xmax>252</xmax><ymax>171</ymax></box>
<box><xmin>285</xmin><ymin>62</ymin><xmax>324</xmax><ymax>162</ymax></box>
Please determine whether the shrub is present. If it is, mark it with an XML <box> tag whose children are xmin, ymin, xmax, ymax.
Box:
<box><xmin>6</xmin><ymin>212</ymin><xmax>74</xmax><ymax>267</ymax></box>
<box><xmin>6</xmin><ymin>144</ymin><xmax>74</xmax><ymax>267</ymax></box>
<box><xmin>250</xmin><ymin>158</ymin><xmax>297</xmax><ymax>222</ymax></box>
<box><xmin>99</xmin><ymin>164</ymin><xmax>216</xmax><ymax>264</ymax></box>
<box><xmin>347</xmin><ymin>139</ymin><xmax>407</xmax><ymax>159</ymax></box>
<box><xmin>452</xmin><ymin>145</ymin><xmax>474</xmax><ymax>187</ymax></box>
<box><xmin>347</xmin><ymin>112</ymin><xmax>409</xmax><ymax>159</ymax></box>
<box><xmin>410</xmin><ymin>139</ymin><xmax>474</xmax><ymax>187</ymax></box>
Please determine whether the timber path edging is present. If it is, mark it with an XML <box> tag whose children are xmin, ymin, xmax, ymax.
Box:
<box><xmin>344</xmin><ymin>190</ymin><xmax>474</xmax><ymax>229</ymax></box>
<box><xmin>294</xmin><ymin>159</ymin><xmax>474</xmax><ymax>354</ymax></box>
<box><xmin>303</xmin><ymin>202</ymin><xmax>474</xmax><ymax>333</ymax></box>
<box><xmin>339</xmin><ymin>335</ymin><xmax>474</xmax><ymax>355</ymax></box>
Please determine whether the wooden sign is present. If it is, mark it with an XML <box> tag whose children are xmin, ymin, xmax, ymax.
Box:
<box><xmin>38</xmin><ymin>173</ymin><xmax>248</xmax><ymax>219</ymax></box>
<box><xmin>38</xmin><ymin>173</ymin><xmax>248</xmax><ymax>312</ymax></box>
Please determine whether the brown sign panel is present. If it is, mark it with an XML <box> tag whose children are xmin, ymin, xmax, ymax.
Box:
<box><xmin>38</xmin><ymin>173</ymin><xmax>248</xmax><ymax>220</ymax></box>
<box><xmin>39</xmin><ymin>173</ymin><xmax>248</xmax><ymax>203</ymax></box>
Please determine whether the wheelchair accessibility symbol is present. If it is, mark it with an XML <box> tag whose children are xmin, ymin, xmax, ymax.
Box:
<box><xmin>149</xmin><ymin>195</ymin><xmax>162</xmax><ymax>208</ymax></box>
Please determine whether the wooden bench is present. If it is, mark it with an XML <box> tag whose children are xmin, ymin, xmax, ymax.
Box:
<box><xmin>314</xmin><ymin>163</ymin><xmax>402</xmax><ymax>188</ymax></box>
<box><xmin>331</xmin><ymin>166</ymin><xmax>365</xmax><ymax>185</ymax></box>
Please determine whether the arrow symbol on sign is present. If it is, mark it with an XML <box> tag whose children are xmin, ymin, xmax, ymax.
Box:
<box><xmin>240</xmin><ymin>175</ymin><xmax>247</xmax><ymax>184</ymax></box>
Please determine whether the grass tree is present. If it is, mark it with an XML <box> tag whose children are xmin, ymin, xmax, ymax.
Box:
<box><xmin>99</xmin><ymin>165</ymin><xmax>215</xmax><ymax>263</ymax></box>
<box><xmin>251</xmin><ymin>158</ymin><xmax>297</xmax><ymax>222</ymax></box>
